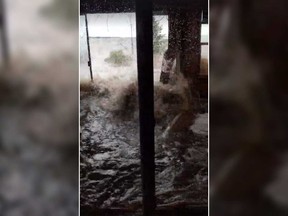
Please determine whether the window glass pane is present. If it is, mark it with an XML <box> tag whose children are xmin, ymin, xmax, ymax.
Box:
<box><xmin>80</xmin><ymin>12</ymin><xmax>141</xmax><ymax>209</ymax></box>
<box><xmin>153</xmin><ymin>11</ymin><xmax>208</xmax><ymax>206</ymax></box>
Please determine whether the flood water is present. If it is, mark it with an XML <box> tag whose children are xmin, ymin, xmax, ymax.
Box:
<box><xmin>80</xmin><ymin>83</ymin><xmax>208</xmax><ymax>209</ymax></box>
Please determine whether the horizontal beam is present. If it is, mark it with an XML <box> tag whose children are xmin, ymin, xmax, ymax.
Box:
<box><xmin>81</xmin><ymin>205</ymin><xmax>208</xmax><ymax>216</ymax></box>
<box><xmin>80</xmin><ymin>0</ymin><xmax>208</xmax><ymax>15</ymax></box>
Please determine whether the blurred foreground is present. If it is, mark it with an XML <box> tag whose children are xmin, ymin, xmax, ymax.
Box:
<box><xmin>210</xmin><ymin>0</ymin><xmax>288</xmax><ymax>215</ymax></box>
<box><xmin>0</xmin><ymin>0</ymin><xmax>78</xmax><ymax>215</ymax></box>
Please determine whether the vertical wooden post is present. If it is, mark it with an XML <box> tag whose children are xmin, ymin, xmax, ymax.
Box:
<box><xmin>0</xmin><ymin>0</ymin><xmax>9</xmax><ymax>64</ymax></box>
<box><xmin>167</xmin><ymin>10</ymin><xmax>179</xmax><ymax>52</ymax></box>
<box><xmin>159</xmin><ymin>10</ymin><xmax>180</xmax><ymax>84</ymax></box>
<box><xmin>180</xmin><ymin>9</ymin><xmax>202</xmax><ymax>112</ymax></box>
<box><xmin>135</xmin><ymin>0</ymin><xmax>156</xmax><ymax>215</ymax></box>
<box><xmin>85</xmin><ymin>14</ymin><xmax>93</xmax><ymax>81</ymax></box>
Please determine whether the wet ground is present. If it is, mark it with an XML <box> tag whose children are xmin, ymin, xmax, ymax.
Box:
<box><xmin>80</xmin><ymin>85</ymin><xmax>208</xmax><ymax>210</ymax></box>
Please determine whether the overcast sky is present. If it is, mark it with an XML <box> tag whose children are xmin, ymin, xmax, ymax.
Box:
<box><xmin>80</xmin><ymin>13</ymin><xmax>208</xmax><ymax>40</ymax></box>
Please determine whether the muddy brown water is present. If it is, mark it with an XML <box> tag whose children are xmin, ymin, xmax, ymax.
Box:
<box><xmin>80</xmin><ymin>89</ymin><xmax>208</xmax><ymax>210</ymax></box>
